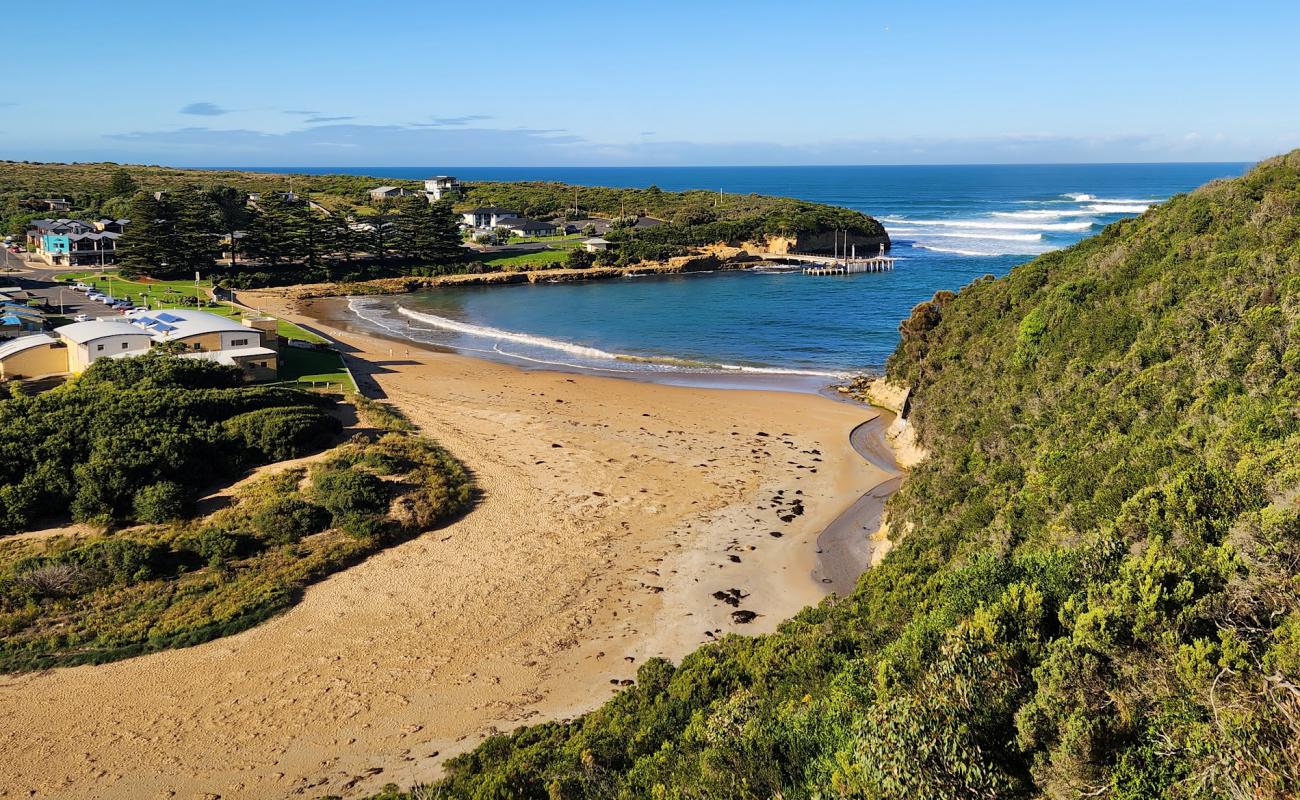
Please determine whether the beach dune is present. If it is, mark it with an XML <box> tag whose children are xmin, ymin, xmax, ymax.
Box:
<box><xmin>0</xmin><ymin>298</ymin><xmax>889</xmax><ymax>799</ymax></box>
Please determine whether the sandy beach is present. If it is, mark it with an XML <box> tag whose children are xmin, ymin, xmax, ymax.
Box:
<box><xmin>0</xmin><ymin>292</ymin><xmax>896</xmax><ymax>799</ymax></box>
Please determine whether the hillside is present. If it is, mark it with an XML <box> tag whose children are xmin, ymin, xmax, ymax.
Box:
<box><xmin>362</xmin><ymin>153</ymin><xmax>1300</xmax><ymax>799</ymax></box>
<box><xmin>0</xmin><ymin>161</ymin><xmax>886</xmax><ymax>250</ymax></box>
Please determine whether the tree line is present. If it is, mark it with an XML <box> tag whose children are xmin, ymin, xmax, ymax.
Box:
<box><xmin>117</xmin><ymin>186</ymin><xmax>465</xmax><ymax>280</ymax></box>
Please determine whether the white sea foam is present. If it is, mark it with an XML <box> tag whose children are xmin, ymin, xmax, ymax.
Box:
<box><xmin>990</xmin><ymin>209</ymin><xmax>1092</xmax><ymax>220</ymax></box>
<box><xmin>1064</xmin><ymin>192</ymin><xmax>1095</xmax><ymax>201</ymax></box>
<box><xmin>382</xmin><ymin>305</ymin><xmax>848</xmax><ymax>378</ymax></box>
<box><xmin>1087</xmin><ymin>202</ymin><xmax>1151</xmax><ymax>213</ymax></box>
<box><xmin>883</xmin><ymin>216</ymin><xmax>1094</xmax><ymax>232</ymax></box>
<box><xmin>920</xmin><ymin>231</ymin><xmax>1044</xmax><ymax>242</ymax></box>
<box><xmin>398</xmin><ymin>306</ymin><xmax>625</xmax><ymax>360</ymax></box>
<box><xmin>913</xmin><ymin>244</ymin><xmax>1006</xmax><ymax>257</ymax></box>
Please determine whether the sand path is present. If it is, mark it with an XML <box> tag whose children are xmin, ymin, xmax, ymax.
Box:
<box><xmin>0</xmin><ymin>301</ymin><xmax>887</xmax><ymax>799</ymax></box>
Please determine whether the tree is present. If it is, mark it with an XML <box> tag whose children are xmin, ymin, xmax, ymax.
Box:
<box><xmin>117</xmin><ymin>188</ymin><xmax>219</xmax><ymax>277</ymax></box>
<box><xmin>206</xmin><ymin>186</ymin><xmax>252</xmax><ymax>270</ymax></box>
<box><xmin>116</xmin><ymin>193</ymin><xmax>173</xmax><ymax>276</ymax></box>
<box><xmin>108</xmin><ymin>169</ymin><xmax>138</xmax><ymax>198</ymax></box>
<box><xmin>244</xmin><ymin>194</ymin><xmax>306</xmax><ymax>268</ymax></box>
<box><xmin>393</xmin><ymin>196</ymin><xmax>464</xmax><ymax>266</ymax></box>
<box><xmin>169</xmin><ymin>188</ymin><xmax>222</xmax><ymax>276</ymax></box>
<box><xmin>360</xmin><ymin>200</ymin><xmax>399</xmax><ymax>263</ymax></box>
<box><xmin>493</xmin><ymin>226</ymin><xmax>514</xmax><ymax>245</ymax></box>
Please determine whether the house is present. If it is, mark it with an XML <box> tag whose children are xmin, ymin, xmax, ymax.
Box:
<box><xmin>56</xmin><ymin>319</ymin><xmax>154</xmax><ymax>372</ymax></box>
<box><xmin>0</xmin><ymin>304</ymin><xmax>47</xmax><ymax>339</ymax></box>
<box><xmin>30</xmin><ymin>198</ymin><xmax>72</xmax><ymax>212</ymax></box>
<box><xmin>461</xmin><ymin>206</ymin><xmax>520</xmax><ymax>229</ymax></box>
<box><xmin>498</xmin><ymin>218</ymin><xmax>558</xmax><ymax>238</ymax></box>
<box><xmin>130</xmin><ymin>309</ymin><xmax>278</xmax><ymax>381</ymax></box>
<box><xmin>583</xmin><ymin>237</ymin><xmax>612</xmax><ymax>252</ymax></box>
<box><xmin>38</xmin><ymin>231</ymin><xmax>120</xmax><ymax>267</ymax></box>
<box><xmin>424</xmin><ymin>176</ymin><xmax>461</xmax><ymax>201</ymax></box>
<box><xmin>369</xmin><ymin>186</ymin><xmax>415</xmax><ymax>201</ymax></box>
<box><xmin>25</xmin><ymin>219</ymin><xmax>95</xmax><ymax>249</ymax></box>
<box><xmin>0</xmin><ymin>334</ymin><xmax>67</xmax><ymax>380</ymax></box>
<box><xmin>94</xmin><ymin>218</ymin><xmax>130</xmax><ymax>234</ymax></box>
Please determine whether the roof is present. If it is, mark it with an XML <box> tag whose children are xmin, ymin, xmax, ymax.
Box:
<box><xmin>0</xmin><ymin>305</ymin><xmax>45</xmax><ymax>319</ymax></box>
<box><xmin>583</xmin><ymin>237</ymin><xmax>612</xmax><ymax>244</ymax></box>
<box><xmin>0</xmin><ymin>333</ymin><xmax>58</xmax><ymax>360</ymax></box>
<box><xmin>180</xmin><ymin>346</ymin><xmax>277</xmax><ymax>365</ymax></box>
<box><xmin>131</xmin><ymin>309</ymin><xmax>254</xmax><ymax>341</ymax></box>
<box><xmin>55</xmin><ymin>320</ymin><xmax>153</xmax><ymax>344</ymax></box>
<box><xmin>370</xmin><ymin>186</ymin><xmax>401</xmax><ymax>193</ymax></box>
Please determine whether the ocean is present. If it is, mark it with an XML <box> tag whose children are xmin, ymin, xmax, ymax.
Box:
<box><xmin>258</xmin><ymin>163</ymin><xmax>1248</xmax><ymax>382</ymax></box>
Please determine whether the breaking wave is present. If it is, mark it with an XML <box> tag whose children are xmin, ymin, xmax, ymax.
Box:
<box><xmin>883</xmin><ymin>216</ymin><xmax>1094</xmax><ymax>232</ymax></box>
<box><xmin>350</xmin><ymin>303</ymin><xmax>850</xmax><ymax>379</ymax></box>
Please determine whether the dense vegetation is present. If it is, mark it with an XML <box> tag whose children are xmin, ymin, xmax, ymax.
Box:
<box><xmin>0</xmin><ymin>354</ymin><xmax>338</xmax><ymax>536</ymax></box>
<box><xmin>363</xmin><ymin>154</ymin><xmax>1300</xmax><ymax>799</ymax></box>
<box><xmin>2</xmin><ymin>161</ymin><xmax>886</xmax><ymax>283</ymax></box>
<box><xmin>0</xmin><ymin>382</ymin><xmax>474</xmax><ymax>672</ymax></box>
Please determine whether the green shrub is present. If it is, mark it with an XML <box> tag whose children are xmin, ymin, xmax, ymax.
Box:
<box><xmin>181</xmin><ymin>527</ymin><xmax>245</xmax><ymax>568</ymax></box>
<box><xmin>311</xmin><ymin>467</ymin><xmax>391</xmax><ymax>520</ymax></box>
<box><xmin>224</xmin><ymin>405</ymin><xmax>341</xmax><ymax>462</ymax></box>
<box><xmin>132</xmin><ymin>481</ymin><xmax>194</xmax><ymax>523</ymax></box>
<box><xmin>336</xmin><ymin>512</ymin><xmax>389</xmax><ymax>540</ymax></box>
<box><xmin>252</xmin><ymin>496</ymin><xmax>330</xmax><ymax>544</ymax></box>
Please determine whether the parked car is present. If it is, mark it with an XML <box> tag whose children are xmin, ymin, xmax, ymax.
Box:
<box><xmin>73</xmin><ymin>313</ymin><xmax>92</xmax><ymax>322</ymax></box>
<box><xmin>73</xmin><ymin>283</ymin><xmax>90</xmax><ymax>292</ymax></box>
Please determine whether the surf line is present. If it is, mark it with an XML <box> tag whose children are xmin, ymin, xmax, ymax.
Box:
<box><xmin>393</xmin><ymin>305</ymin><xmax>847</xmax><ymax>379</ymax></box>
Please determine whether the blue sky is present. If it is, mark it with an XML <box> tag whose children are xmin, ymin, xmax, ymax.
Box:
<box><xmin>4</xmin><ymin>0</ymin><xmax>1298</xmax><ymax>166</ymax></box>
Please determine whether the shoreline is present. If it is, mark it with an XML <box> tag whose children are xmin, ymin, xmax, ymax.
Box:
<box><xmin>0</xmin><ymin>292</ymin><xmax>905</xmax><ymax>800</ymax></box>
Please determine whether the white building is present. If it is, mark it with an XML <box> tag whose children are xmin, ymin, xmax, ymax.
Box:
<box><xmin>583</xmin><ymin>237</ymin><xmax>612</xmax><ymax>252</ymax></box>
<box><xmin>56</xmin><ymin>319</ymin><xmax>153</xmax><ymax>371</ymax></box>
<box><xmin>461</xmin><ymin>206</ymin><xmax>520</xmax><ymax>229</ymax></box>
<box><xmin>424</xmin><ymin>176</ymin><xmax>461</xmax><ymax>201</ymax></box>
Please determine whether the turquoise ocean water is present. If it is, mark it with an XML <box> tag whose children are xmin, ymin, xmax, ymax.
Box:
<box><xmin>259</xmin><ymin>164</ymin><xmax>1248</xmax><ymax>383</ymax></box>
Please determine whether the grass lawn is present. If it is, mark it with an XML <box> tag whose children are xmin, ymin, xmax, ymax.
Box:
<box><xmin>479</xmin><ymin>250</ymin><xmax>568</xmax><ymax>270</ymax></box>
<box><xmin>55</xmin><ymin>271</ymin><xmax>327</xmax><ymax>344</ymax></box>
<box><xmin>509</xmin><ymin>233</ymin><xmax>584</xmax><ymax>245</ymax></box>
<box><xmin>277</xmin><ymin>346</ymin><xmax>355</xmax><ymax>392</ymax></box>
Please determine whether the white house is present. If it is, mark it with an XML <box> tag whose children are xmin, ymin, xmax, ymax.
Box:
<box><xmin>424</xmin><ymin>176</ymin><xmax>461</xmax><ymax>201</ymax></box>
<box><xmin>461</xmin><ymin>206</ymin><xmax>520</xmax><ymax>229</ymax></box>
<box><xmin>583</xmin><ymin>237</ymin><xmax>612</xmax><ymax>252</ymax></box>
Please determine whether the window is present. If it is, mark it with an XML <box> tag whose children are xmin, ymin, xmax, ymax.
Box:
<box><xmin>121</xmin><ymin>342</ymin><xmax>129</xmax><ymax>349</ymax></box>
<box><xmin>96</xmin><ymin>344</ymin><xmax>104</xmax><ymax>351</ymax></box>
<box><xmin>231</xmin><ymin>338</ymin><xmax>249</xmax><ymax>347</ymax></box>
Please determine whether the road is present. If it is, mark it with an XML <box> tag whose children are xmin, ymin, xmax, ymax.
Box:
<box><xmin>0</xmin><ymin>254</ymin><xmax>126</xmax><ymax>319</ymax></box>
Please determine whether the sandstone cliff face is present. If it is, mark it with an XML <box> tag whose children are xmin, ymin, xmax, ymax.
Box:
<box><xmin>787</xmin><ymin>229</ymin><xmax>891</xmax><ymax>256</ymax></box>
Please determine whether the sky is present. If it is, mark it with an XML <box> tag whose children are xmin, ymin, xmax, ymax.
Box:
<box><xmin>3</xmin><ymin>0</ymin><xmax>1298</xmax><ymax>167</ymax></box>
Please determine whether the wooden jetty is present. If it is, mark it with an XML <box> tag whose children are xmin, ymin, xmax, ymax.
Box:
<box><xmin>789</xmin><ymin>231</ymin><xmax>896</xmax><ymax>275</ymax></box>
<box><xmin>802</xmin><ymin>256</ymin><xmax>895</xmax><ymax>275</ymax></box>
